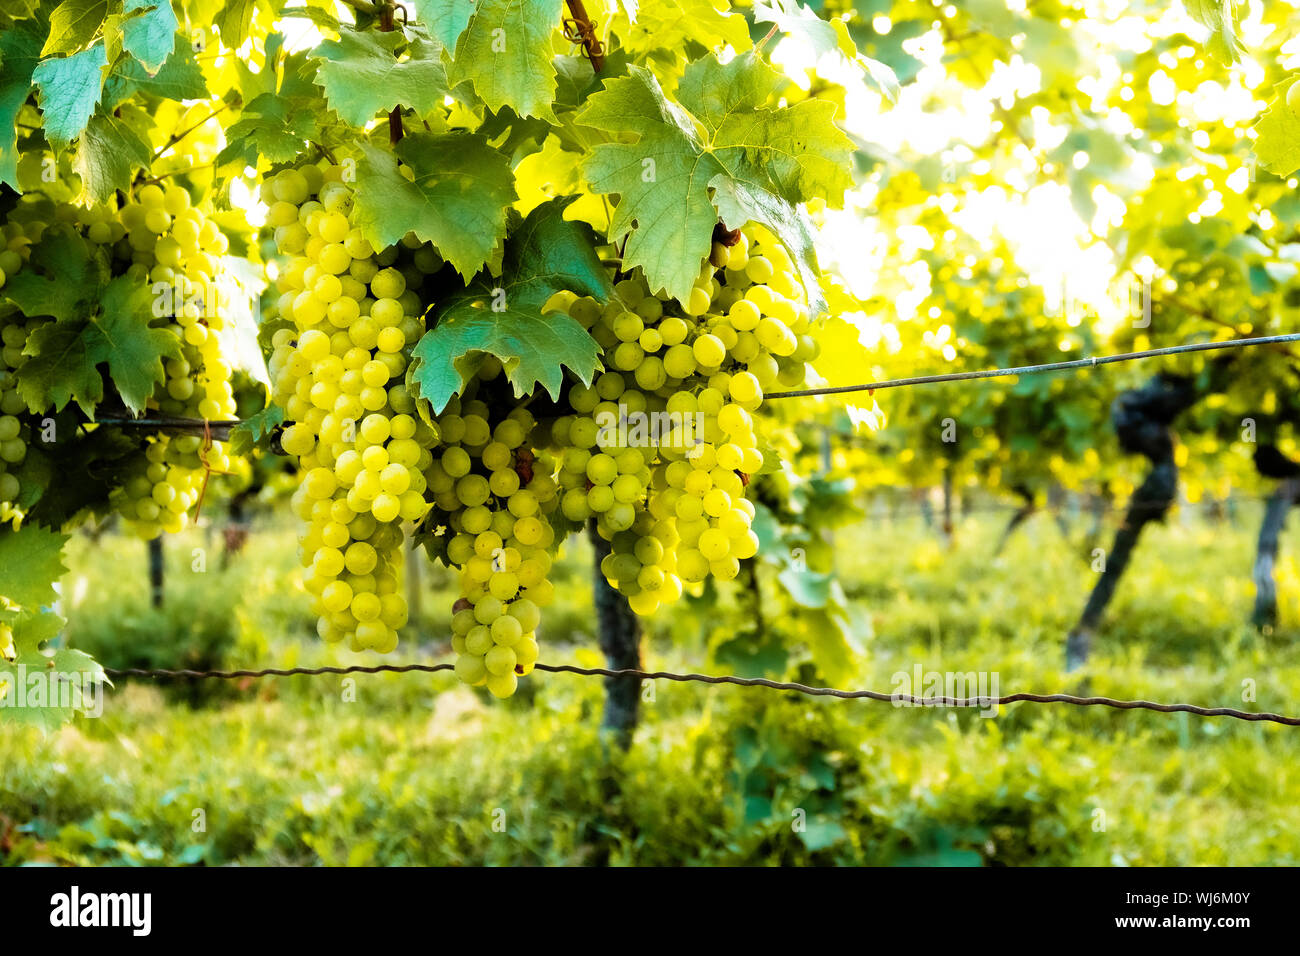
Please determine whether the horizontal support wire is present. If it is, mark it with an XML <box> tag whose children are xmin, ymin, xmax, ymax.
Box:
<box><xmin>764</xmin><ymin>333</ymin><xmax>1300</xmax><ymax>399</ymax></box>
<box><xmin>99</xmin><ymin>661</ymin><xmax>1300</xmax><ymax>726</ymax></box>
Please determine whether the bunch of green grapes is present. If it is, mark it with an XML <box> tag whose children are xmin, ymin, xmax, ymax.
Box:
<box><xmin>542</xmin><ymin>224</ymin><xmax>815</xmax><ymax>613</ymax></box>
<box><xmin>0</xmin><ymin>221</ymin><xmax>36</xmax><ymax>515</ymax></box>
<box><xmin>99</xmin><ymin>183</ymin><xmax>236</xmax><ymax>537</ymax></box>
<box><xmin>0</xmin><ymin>174</ymin><xmax>243</xmax><ymax>533</ymax></box>
<box><xmin>426</xmin><ymin>391</ymin><xmax>557</xmax><ymax>697</ymax></box>
<box><xmin>263</xmin><ymin>162</ymin><xmax>438</xmax><ymax>654</ymax></box>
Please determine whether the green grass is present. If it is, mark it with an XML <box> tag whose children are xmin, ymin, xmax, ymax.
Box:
<box><xmin>3</xmin><ymin>504</ymin><xmax>1300</xmax><ymax>865</ymax></box>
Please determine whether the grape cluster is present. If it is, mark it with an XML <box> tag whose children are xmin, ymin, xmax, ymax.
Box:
<box><xmin>543</xmin><ymin>225</ymin><xmax>815</xmax><ymax>613</ymax></box>
<box><xmin>261</xmin><ymin>186</ymin><xmax>817</xmax><ymax>699</ymax></box>
<box><xmin>0</xmin><ymin>221</ymin><xmax>35</xmax><ymax>513</ymax></box>
<box><xmin>0</xmin><ymin>169</ymin><xmax>242</xmax><ymax>533</ymax></box>
<box><xmin>264</xmin><ymin>163</ymin><xmax>438</xmax><ymax>653</ymax></box>
<box><xmin>427</xmin><ymin>393</ymin><xmax>557</xmax><ymax>696</ymax></box>
<box><xmin>108</xmin><ymin>184</ymin><xmax>237</xmax><ymax>536</ymax></box>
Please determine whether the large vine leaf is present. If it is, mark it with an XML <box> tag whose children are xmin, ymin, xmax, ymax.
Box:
<box><xmin>1252</xmin><ymin>77</ymin><xmax>1300</xmax><ymax>177</ymax></box>
<box><xmin>674</xmin><ymin>53</ymin><xmax>853</xmax><ymax>209</ymax></box>
<box><xmin>0</xmin><ymin>527</ymin><xmax>93</xmax><ymax>732</ymax></box>
<box><xmin>412</xmin><ymin>0</ymin><xmax>477</xmax><ymax>51</ymax></box>
<box><xmin>73</xmin><ymin>110</ymin><xmax>153</xmax><ymax>204</ymax></box>
<box><xmin>42</xmin><ymin>0</ymin><xmax>109</xmax><ymax>56</ymax></box>
<box><xmin>120</xmin><ymin>0</ymin><xmax>178</xmax><ymax>74</ymax></box>
<box><xmin>86</xmin><ymin>277</ymin><xmax>182</xmax><ymax>415</ymax></box>
<box><xmin>408</xmin><ymin>199</ymin><xmax>606</xmax><ymax>413</ymax></box>
<box><xmin>2</xmin><ymin>226</ymin><xmax>108</xmax><ymax>324</ymax></box>
<box><xmin>217</xmin><ymin>39</ymin><xmax>322</xmax><ymax>171</ymax></box>
<box><xmin>32</xmin><ymin>42</ymin><xmax>109</xmax><ymax>151</ymax></box>
<box><xmin>103</xmin><ymin>35</ymin><xmax>207</xmax><ymax>107</ymax></box>
<box><xmin>0</xmin><ymin>524</ymin><xmax>69</xmax><ymax>609</ymax></box>
<box><xmin>578</xmin><ymin>52</ymin><xmax>852</xmax><ymax>307</ymax></box>
<box><xmin>16</xmin><ymin>321</ymin><xmax>104</xmax><ymax>415</ymax></box>
<box><xmin>0</xmin><ymin>20</ymin><xmax>42</xmax><ymax>190</ymax></box>
<box><xmin>0</xmin><ymin>609</ymin><xmax>107</xmax><ymax>732</ymax></box>
<box><xmin>312</xmin><ymin>29</ymin><xmax>448</xmax><ymax>127</ymax></box>
<box><xmin>218</xmin><ymin>90</ymin><xmax>321</xmax><ymax>167</ymax></box>
<box><xmin>351</xmin><ymin>132</ymin><xmax>515</xmax><ymax>279</ymax></box>
<box><xmin>578</xmin><ymin>66</ymin><xmax>716</xmax><ymax>304</ymax></box>
<box><xmin>447</xmin><ymin>0</ymin><xmax>564</xmax><ymax>121</ymax></box>
<box><xmin>2</xmin><ymin>227</ymin><xmax>162</xmax><ymax>416</ymax></box>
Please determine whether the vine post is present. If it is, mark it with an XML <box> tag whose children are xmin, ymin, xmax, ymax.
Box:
<box><xmin>587</xmin><ymin>520</ymin><xmax>642</xmax><ymax>749</ymax></box>
<box><xmin>1252</xmin><ymin>478</ymin><xmax>1300</xmax><ymax>631</ymax></box>
<box><xmin>1066</xmin><ymin>375</ymin><xmax>1197</xmax><ymax>669</ymax></box>
<box><xmin>148</xmin><ymin>537</ymin><xmax>165</xmax><ymax>609</ymax></box>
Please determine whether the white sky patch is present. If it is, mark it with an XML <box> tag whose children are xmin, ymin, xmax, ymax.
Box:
<box><xmin>780</xmin><ymin>2</ymin><xmax>1275</xmax><ymax>349</ymax></box>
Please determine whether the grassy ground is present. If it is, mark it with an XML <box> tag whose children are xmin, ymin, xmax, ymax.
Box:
<box><xmin>3</xmin><ymin>502</ymin><xmax>1299</xmax><ymax>865</ymax></box>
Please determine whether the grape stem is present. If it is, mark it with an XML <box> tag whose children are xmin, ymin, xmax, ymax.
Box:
<box><xmin>152</xmin><ymin>103</ymin><xmax>230</xmax><ymax>160</ymax></box>
<box><xmin>313</xmin><ymin>141</ymin><xmax>339</xmax><ymax>164</ymax></box>
<box><xmin>564</xmin><ymin>0</ymin><xmax>605</xmax><ymax>73</ymax></box>
<box><xmin>376</xmin><ymin>2</ymin><xmax>405</xmax><ymax>146</ymax></box>
<box><xmin>92</xmin><ymin>416</ymin><xmax>239</xmax><ymax>442</ymax></box>
<box><xmin>135</xmin><ymin>162</ymin><xmax>217</xmax><ymax>189</ymax></box>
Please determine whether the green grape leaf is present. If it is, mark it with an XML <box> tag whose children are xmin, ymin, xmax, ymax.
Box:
<box><xmin>578</xmin><ymin>67</ymin><xmax>717</xmax><ymax>303</ymax></box>
<box><xmin>2</xmin><ymin>226</ymin><xmax>108</xmax><ymax>323</ymax></box>
<box><xmin>579</xmin><ymin>53</ymin><xmax>851</xmax><ymax>305</ymax></box>
<box><xmin>312</xmin><ymin>29</ymin><xmax>448</xmax><ymax>127</ymax></box>
<box><xmin>216</xmin><ymin>0</ymin><xmax>258</xmax><ymax>49</ymax></box>
<box><xmin>6</xmin><ymin>231</ymin><xmax>111</xmax><ymax>415</ymax></box>
<box><xmin>1185</xmin><ymin>0</ymin><xmax>1245</xmax><ymax>64</ymax></box>
<box><xmin>86</xmin><ymin>277</ymin><xmax>182</xmax><ymax>415</ymax></box>
<box><xmin>121</xmin><ymin>0</ymin><xmax>178</xmax><ymax>74</ymax></box>
<box><xmin>42</xmin><ymin>0</ymin><xmax>109</xmax><ymax>56</ymax></box>
<box><xmin>409</xmin><ymin>199</ymin><xmax>606</xmax><ymax>413</ymax></box>
<box><xmin>709</xmin><ymin>176</ymin><xmax>823</xmax><ymax>313</ymax></box>
<box><xmin>1252</xmin><ymin>78</ymin><xmax>1300</xmax><ymax>177</ymax></box>
<box><xmin>103</xmin><ymin>35</ymin><xmax>207</xmax><ymax>107</ymax></box>
<box><xmin>753</xmin><ymin>0</ymin><xmax>899</xmax><ymax>102</ymax></box>
<box><xmin>73</xmin><ymin>110</ymin><xmax>153</xmax><ymax>204</ymax></box>
<box><xmin>448</xmin><ymin>0</ymin><xmax>564</xmax><ymax>121</ymax></box>
<box><xmin>0</xmin><ymin>20</ymin><xmax>42</xmax><ymax>189</ymax></box>
<box><xmin>676</xmin><ymin>53</ymin><xmax>854</xmax><ymax>207</ymax></box>
<box><xmin>218</xmin><ymin>90</ymin><xmax>321</xmax><ymax>168</ymax></box>
<box><xmin>413</xmin><ymin>0</ymin><xmax>476</xmax><ymax>50</ymax></box>
<box><xmin>32</xmin><ymin>42</ymin><xmax>108</xmax><ymax>151</ymax></box>
<box><xmin>228</xmin><ymin>403</ymin><xmax>285</xmax><ymax>456</ymax></box>
<box><xmin>352</xmin><ymin>132</ymin><xmax>515</xmax><ymax>279</ymax></box>
<box><xmin>0</xmin><ymin>524</ymin><xmax>69</xmax><ymax>609</ymax></box>
<box><xmin>0</xmin><ymin>610</ymin><xmax>107</xmax><ymax>732</ymax></box>
<box><xmin>16</xmin><ymin>320</ymin><xmax>104</xmax><ymax>415</ymax></box>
